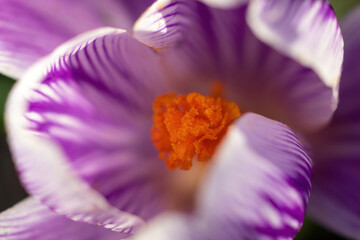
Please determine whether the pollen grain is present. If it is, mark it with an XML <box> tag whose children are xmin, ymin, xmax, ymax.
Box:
<box><xmin>151</xmin><ymin>92</ymin><xmax>240</xmax><ymax>170</ymax></box>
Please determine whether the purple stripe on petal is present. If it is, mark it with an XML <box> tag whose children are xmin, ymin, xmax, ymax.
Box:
<box><xmin>134</xmin><ymin>0</ymin><xmax>183</xmax><ymax>49</ymax></box>
<box><xmin>134</xmin><ymin>0</ymin><xmax>343</xmax><ymax>133</ymax></box>
<box><xmin>0</xmin><ymin>197</ymin><xmax>125</xmax><ymax>240</ymax></box>
<box><xmin>0</xmin><ymin>0</ymin><xmax>154</xmax><ymax>79</ymax></box>
<box><xmin>6</xmin><ymin>28</ymin><xmax>171</xmax><ymax>235</ymax></box>
<box><xmin>307</xmin><ymin>6</ymin><xmax>360</xmax><ymax>239</ymax></box>
<box><xmin>135</xmin><ymin>113</ymin><xmax>312</xmax><ymax>240</ymax></box>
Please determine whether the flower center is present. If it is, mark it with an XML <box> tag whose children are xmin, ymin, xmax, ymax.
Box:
<box><xmin>151</xmin><ymin>92</ymin><xmax>241</xmax><ymax>170</ymax></box>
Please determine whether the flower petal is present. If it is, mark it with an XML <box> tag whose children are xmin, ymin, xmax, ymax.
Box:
<box><xmin>6</xmin><ymin>28</ymin><xmax>170</xmax><ymax>234</ymax></box>
<box><xmin>0</xmin><ymin>0</ymin><xmax>154</xmax><ymax>79</ymax></box>
<box><xmin>135</xmin><ymin>113</ymin><xmax>312</xmax><ymax>240</ymax></box>
<box><xmin>196</xmin><ymin>113</ymin><xmax>312</xmax><ymax>239</ymax></box>
<box><xmin>247</xmin><ymin>0</ymin><xmax>343</xmax><ymax>90</ymax></box>
<box><xmin>307</xmin><ymin>6</ymin><xmax>360</xmax><ymax>239</ymax></box>
<box><xmin>0</xmin><ymin>197</ymin><xmax>124</xmax><ymax>240</ymax></box>
<box><xmin>134</xmin><ymin>0</ymin><xmax>344</xmax><ymax>133</ymax></box>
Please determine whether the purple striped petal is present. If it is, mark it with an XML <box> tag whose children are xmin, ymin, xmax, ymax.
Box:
<box><xmin>244</xmin><ymin>0</ymin><xmax>343</xmax><ymax>132</ymax></box>
<box><xmin>133</xmin><ymin>0</ymin><xmax>343</xmax><ymax>133</ymax></box>
<box><xmin>0</xmin><ymin>0</ymin><xmax>154</xmax><ymax>79</ymax></box>
<box><xmin>247</xmin><ymin>0</ymin><xmax>343</xmax><ymax>93</ymax></box>
<box><xmin>135</xmin><ymin>113</ymin><xmax>312</xmax><ymax>240</ymax></box>
<box><xmin>5</xmin><ymin>28</ymin><xmax>171</xmax><ymax>235</ymax></box>
<box><xmin>307</xmin><ymin>6</ymin><xmax>360</xmax><ymax>239</ymax></box>
<box><xmin>0</xmin><ymin>197</ymin><xmax>124</xmax><ymax>240</ymax></box>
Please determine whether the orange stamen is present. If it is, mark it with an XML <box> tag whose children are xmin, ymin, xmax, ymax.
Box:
<box><xmin>151</xmin><ymin>92</ymin><xmax>241</xmax><ymax>170</ymax></box>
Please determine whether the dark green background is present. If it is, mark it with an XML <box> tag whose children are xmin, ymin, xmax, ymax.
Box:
<box><xmin>0</xmin><ymin>1</ymin><xmax>358</xmax><ymax>239</ymax></box>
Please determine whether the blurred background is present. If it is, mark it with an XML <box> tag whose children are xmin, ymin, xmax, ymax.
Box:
<box><xmin>0</xmin><ymin>0</ymin><xmax>359</xmax><ymax>239</ymax></box>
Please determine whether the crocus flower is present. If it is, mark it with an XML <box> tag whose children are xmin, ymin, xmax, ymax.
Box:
<box><xmin>0</xmin><ymin>0</ymin><xmax>349</xmax><ymax>239</ymax></box>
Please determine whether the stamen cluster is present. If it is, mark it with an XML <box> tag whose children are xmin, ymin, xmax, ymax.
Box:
<box><xmin>151</xmin><ymin>92</ymin><xmax>241</xmax><ymax>170</ymax></box>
